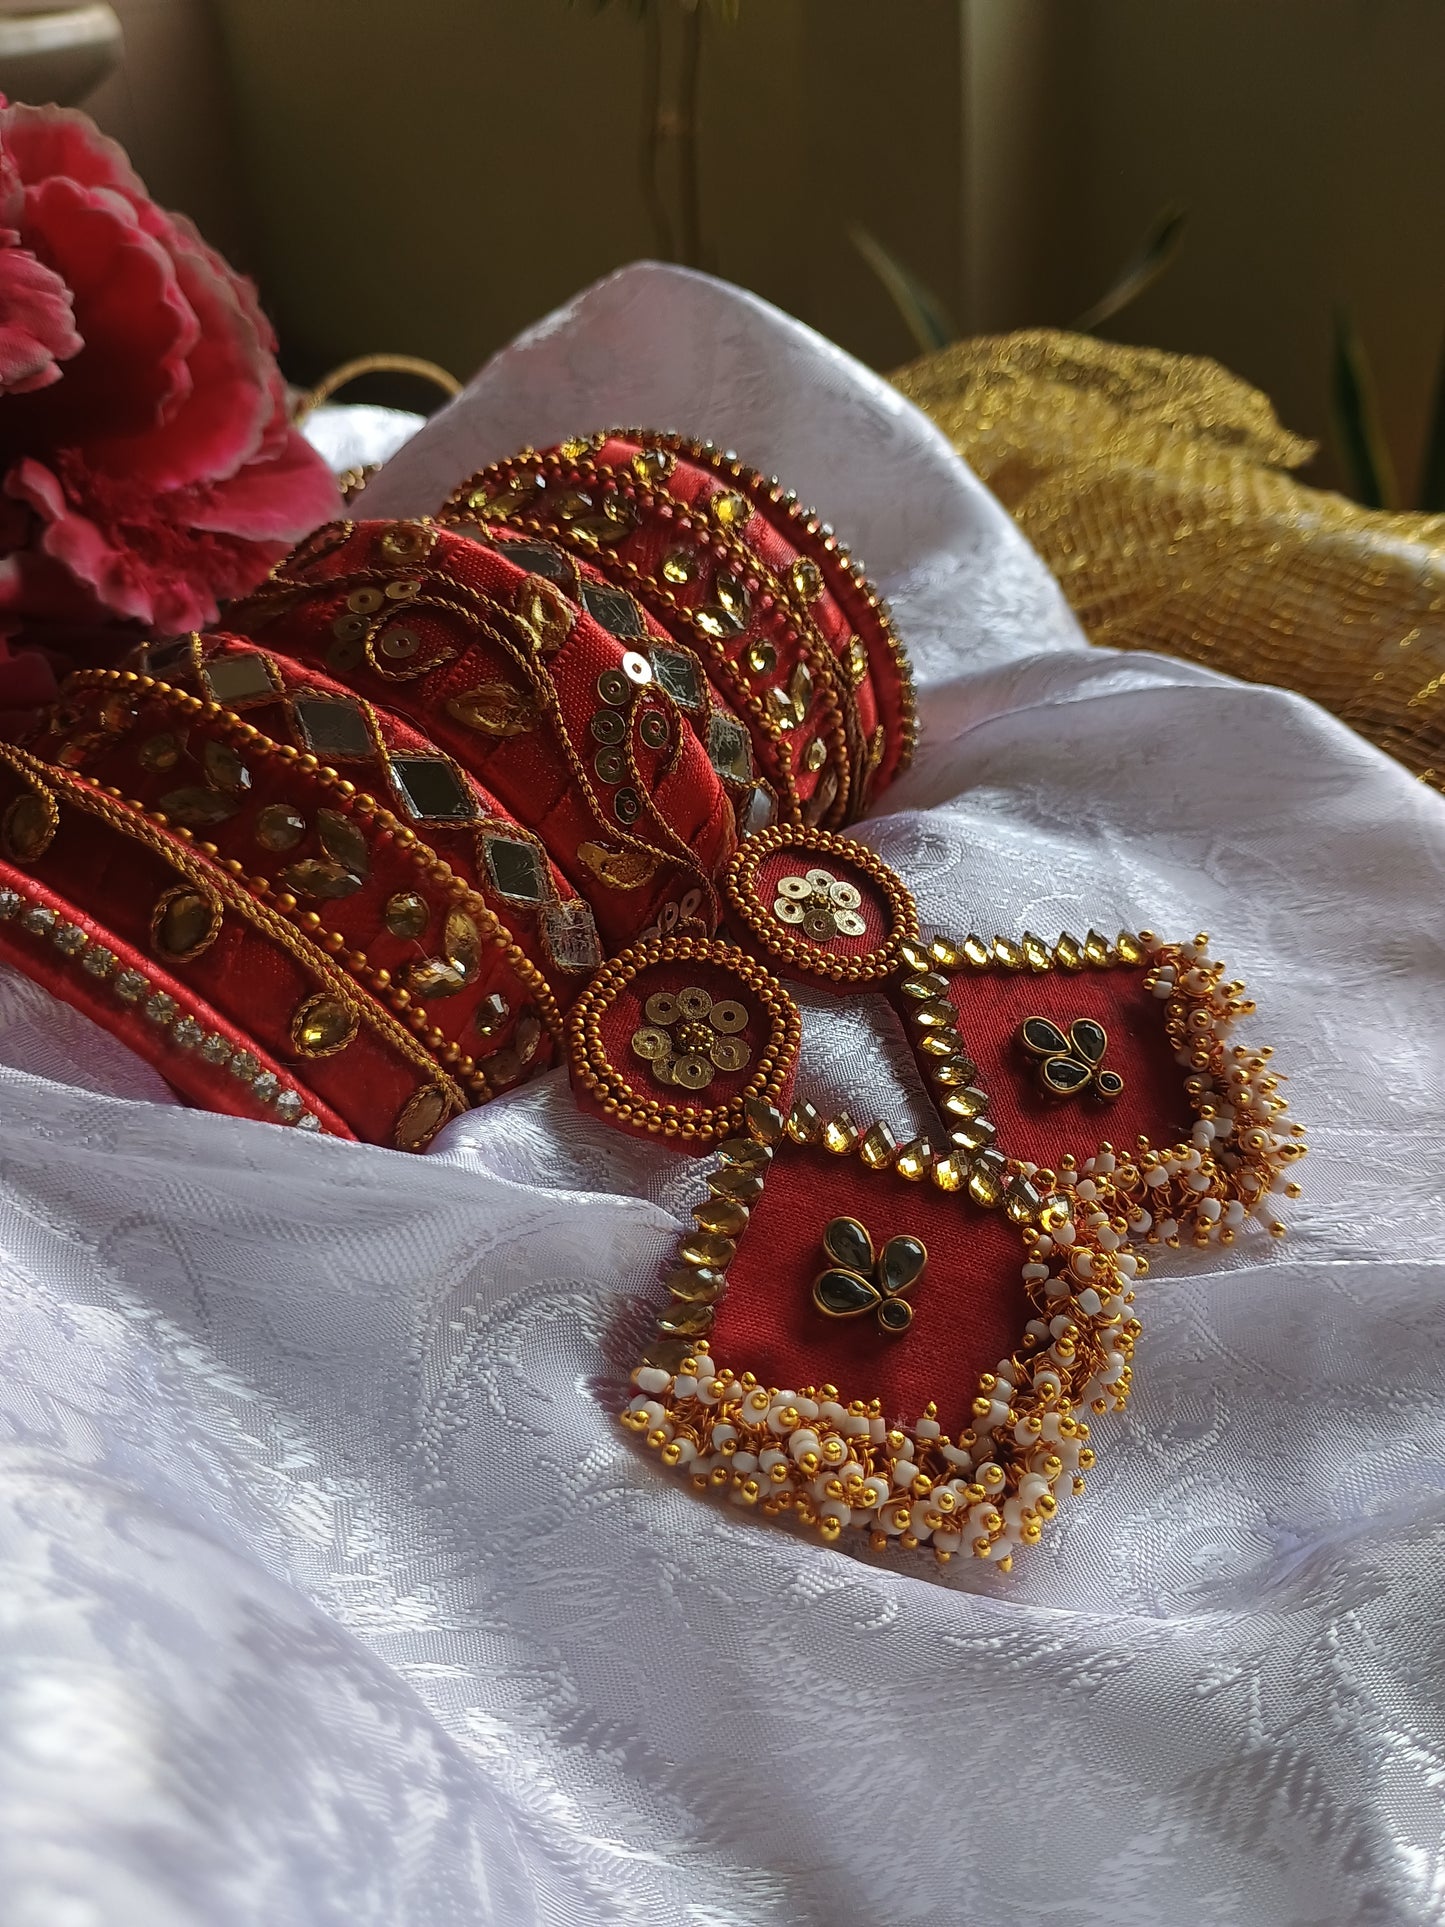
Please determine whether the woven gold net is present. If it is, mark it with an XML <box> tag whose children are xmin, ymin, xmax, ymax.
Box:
<box><xmin>893</xmin><ymin>330</ymin><xmax>1445</xmax><ymax>795</ymax></box>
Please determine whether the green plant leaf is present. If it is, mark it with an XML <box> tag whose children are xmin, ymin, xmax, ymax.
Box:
<box><xmin>1418</xmin><ymin>327</ymin><xmax>1445</xmax><ymax>512</ymax></box>
<box><xmin>1072</xmin><ymin>204</ymin><xmax>1188</xmax><ymax>334</ymax></box>
<box><xmin>850</xmin><ymin>226</ymin><xmax>957</xmax><ymax>356</ymax></box>
<box><xmin>1330</xmin><ymin>307</ymin><xmax>1399</xmax><ymax>511</ymax></box>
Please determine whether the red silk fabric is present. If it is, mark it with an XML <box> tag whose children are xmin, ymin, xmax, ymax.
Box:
<box><xmin>943</xmin><ymin>964</ymin><xmax>1189</xmax><ymax>1172</ymax></box>
<box><xmin>708</xmin><ymin>1145</ymin><xmax>1026</xmax><ymax>1434</ymax></box>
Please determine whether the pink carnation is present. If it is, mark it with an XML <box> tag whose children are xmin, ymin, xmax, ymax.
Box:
<box><xmin>0</xmin><ymin>99</ymin><xmax>341</xmax><ymax>704</ymax></box>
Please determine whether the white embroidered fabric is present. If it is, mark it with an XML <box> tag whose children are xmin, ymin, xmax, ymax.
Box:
<box><xmin>3</xmin><ymin>263</ymin><xmax>1444</xmax><ymax>1926</ymax></box>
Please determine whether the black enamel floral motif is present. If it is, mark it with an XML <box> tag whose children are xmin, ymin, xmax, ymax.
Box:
<box><xmin>1018</xmin><ymin>1015</ymin><xmax>1124</xmax><ymax>1100</ymax></box>
<box><xmin>811</xmin><ymin>1216</ymin><xmax>927</xmax><ymax>1334</ymax></box>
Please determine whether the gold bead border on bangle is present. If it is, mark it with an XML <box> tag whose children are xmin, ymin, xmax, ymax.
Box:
<box><xmin>441</xmin><ymin>459</ymin><xmax>815</xmax><ymax>829</ymax></box>
<box><xmin>723</xmin><ymin>824</ymin><xmax>920</xmax><ymax>986</ymax></box>
<box><xmin>622</xmin><ymin>1104</ymin><xmax>1144</xmax><ymax>1570</ymax></box>
<box><xmin>933</xmin><ymin>926</ymin><xmax>1307</xmax><ymax>1247</ymax></box>
<box><xmin>411</xmin><ymin>582</ymin><xmax>719</xmax><ymax>904</ymax></box>
<box><xmin>618</xmin><ymin>427</ymin><xmax>918</xmax><ymax>788</ymax></box>
<box><xmin>0</xmin><ymin>738</ymin><xmax>469</xmax><ymax>1117</ymax></box>
<box><xmin>55</xmin><ymin>670</ymin><xmax>568</xmax><ymax>1101</ymax></box>
<box><xmin>443</xmin><ymin>439</ymin><xmax>878</xmax><ymax>828</ymax></box>
<box><xmin>566</xmin><ymin>935</ymin><xmax>801</xmax><ymax>1144</ymax></box>
<box><xmin>537</xmin><ymin>426</ymin><xmax>919</xmax><ymax>792</ymax></box>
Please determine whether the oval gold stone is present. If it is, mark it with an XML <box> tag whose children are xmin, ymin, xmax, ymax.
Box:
<box><xmin>156</xmin><ymin>889</ymin><xmax>217</xmax><ymax>959</ymax></box>
<box><xmin>642</xmin><ymin>1335</ymin><xmax>693</xmax><ymax>1374</ymax></box>
<box><xmin>279</xmin><ymin>859</ymin><xmax>362</xmax><ymax>900</ymax></box>
<box><xmin>139</xmin><ymin>733</ymin><xmax>182</xmax><ymax>772</ymax></box>
<box><xmin>292</xmin><ymin>994</ymin><xmax>357</xmax><ymax>1055</ymax></box>
<box><xmin>743</xmin><ymin>1097</ymin><xmax>785</xmax><ymax>1145</ymax></box>
<box><xmin>393</xmin><ymin>1085</ymin><xmax>451</xmax><ymax>1151</ymax></box>
<box><xmin>384</xmin><ymin>891</ymin><xmax>429</xmax><ymax>939</ymax></box>
<box><xmin>3</xmin><ymin>792</ymin><xmax>52</xmax><ymax>862</ymax></box>
<box><xmin>658</xmin><ymin>1301</ymin><xmax>713</xmax><ymax>1339</ymax></box>
<box><xmin>711</xmin><ymin>490</ymin><xmax>750</xmax><ymax>528</ymax></box>
<box><xmin>316</xmin><ymin>808</ymin><xmax>369</xmax><ymax>878</ymax></box>
<box><xmin>203</xmin><ymin>740</ymin><xmax>250</xmax><ymax>793</ymax></box>
<box><xmin>443</xmin><ymin>907</ymin><xmax>482</xmax><ymax>980</ymax></box>
<box><xmin>474</xmin><ymin>991</ymin><xmax>509</xmax><ymax>1036</ymax></box>
<box><xmin>256</xmin><ymin>803</ymin><xmax>306</xmax><ymax>851</ymax></box>
<box><xmin>514</xmin><ymin>1013</ymin><xmax>541</xmax><ymax>1064</ymax></box>
<box><xmin>406</xmin><ymin>958</ymin><xmax>468</xmax><ymax>1000</ymax></box>
<box><xmin>665</xmin><ymin>1264</ymin><xmax>726</xmax><ymax>1304</ymax></box>
<box><xmin>714</xmin><ymin>569</ymin><xmax>750</xmax><ymax>618</ymax></box>
<box><xmin>716</xmin><ymin>1136</ymin><xmax>770</xmax><ymax>1171</ymax></box>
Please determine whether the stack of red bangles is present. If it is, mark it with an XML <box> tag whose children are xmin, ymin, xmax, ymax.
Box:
<box><xmin>0</xmin><ymin>429</ymin><xmax>915</xmax><ymax>1152</ymax></box>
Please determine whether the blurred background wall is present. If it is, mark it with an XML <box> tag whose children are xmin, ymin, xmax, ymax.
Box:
<box><xmin>58</xmin><ymin>0</ymin><xmax>1445</xmax><ymax>498</ymax></box>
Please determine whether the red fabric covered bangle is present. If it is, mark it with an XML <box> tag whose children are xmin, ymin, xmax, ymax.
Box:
<box><xmin>222</xmin><ymin>515</ymin><xmax>738</xmax><ymax>953</ymax></box>
<box><xmin>439</xmin><ymin>430</ymin><xmax>915</xmax><ymax>826</ymax></box>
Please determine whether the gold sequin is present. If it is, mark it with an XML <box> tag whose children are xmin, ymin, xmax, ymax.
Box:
<box><xmin>377</xmin><ymin>623</ymin><xmax>420</xmax><ymax>660</ymax></box>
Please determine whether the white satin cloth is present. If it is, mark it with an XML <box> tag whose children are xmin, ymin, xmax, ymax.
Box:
<box><xmin>3</xmin><ymin>264</ymin><xmax>1445</xmax><ymax>1926</ymax></box>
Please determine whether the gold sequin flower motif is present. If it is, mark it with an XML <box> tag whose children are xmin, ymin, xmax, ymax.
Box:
<box><xmin>772</xmin><ymin>867</ymin><xmax>866</xmax><ymax>942</ymax></box>
<box><xmin>630</xmin><ymin>985</ymin><xmax>751</xmax><ymax>1092</ymax></box>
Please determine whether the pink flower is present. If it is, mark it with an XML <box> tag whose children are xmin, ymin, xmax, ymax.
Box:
<box><xmin>0</xmin><ymin>99</ymin><xmax>341</xmax><ymax>704</ymax></box>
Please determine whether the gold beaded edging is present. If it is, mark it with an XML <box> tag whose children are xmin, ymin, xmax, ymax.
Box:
<box><xmin>723</xmin><ymin>825</ymin><xmax>920</xmax><ymax>985</ymax></box>
<box><xmin>443</xmin><ymin>453</ymin><xmax>817</xmax><ymax>827</ymax></box>
<box><xmin>624</xmin><ymin>1099</ymin><xmax>1144</xmax><ymax>1569</ymax></box>
<box><xmin>231</xmin><ymin>540</ymin><xmax>723</xmax><ymax>919</ymax></box>
<box><xmin>632</xmin><ymin>429</ymin><xmax>919</xmax><ymax>786</ymax></box>
<box><xmin>59</xmin><ymin>668</ymin><xmax>568</xmax><ymax>1095</ymax></box>
<box><xmin>567</xmin><ymin>935</ymin><xmax>801</xmax><ymax>1143</ymax></box>
<box><xmin>0</xmin><ymin>739</ymin><xmax>471</xmax><ymax>1117</ymax></box>
<box><xmin>938</xmin><ymin>927</ymin><xmax>1307</xmax><ymax>1246</ymax></box>
<box><xmin>443</xmin><ymin>428</ymin><xmax>918</xmax><ymax>827</ymax></box>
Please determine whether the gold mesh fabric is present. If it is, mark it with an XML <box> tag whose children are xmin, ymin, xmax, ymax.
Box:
<box><xmin>893</xmin><ymin>330</ymin><xmax>1445</xmax><ymax>794</ymax></box>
